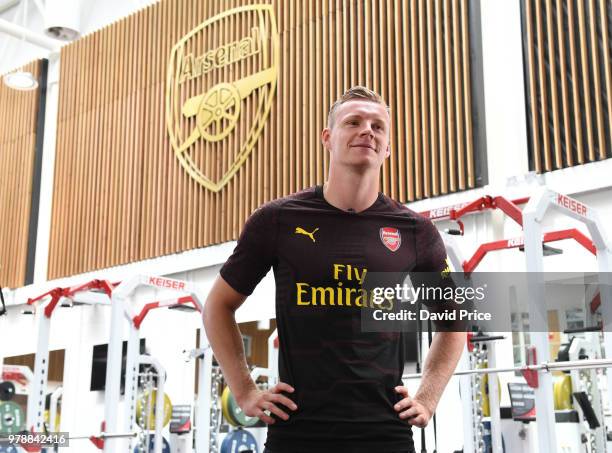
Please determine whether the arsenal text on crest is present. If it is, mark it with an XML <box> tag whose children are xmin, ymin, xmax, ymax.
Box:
<box><xmin>179</xmin><ymin>27</ymin><xmax>262</xmax><ymax>84</ymax></box>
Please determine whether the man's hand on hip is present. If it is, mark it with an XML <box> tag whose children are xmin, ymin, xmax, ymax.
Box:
<box><xmin>237</xmin><ymin>382</ymin><xmax>298</xmax><ymax>424</ymax></box>
<box><xmin>394</xmin><ymin>386</ymin><xmax>433</xmax><ymax>428</ymax></box>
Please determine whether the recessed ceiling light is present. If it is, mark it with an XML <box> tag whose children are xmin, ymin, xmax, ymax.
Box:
<box><xmin>3</xmin><ymin>70</ymin><xmax>38</xmax><ymax>91</ymax></box>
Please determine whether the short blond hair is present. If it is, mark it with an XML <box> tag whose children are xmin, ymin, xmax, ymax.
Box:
<box><xmin>327</xmin><ymin>86</ymin><xmax>390</xmax><ymax>128</ymax></box>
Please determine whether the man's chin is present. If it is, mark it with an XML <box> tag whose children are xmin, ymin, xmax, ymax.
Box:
<box><xmin>341</xmin><ymin>158</ymin><xmax>383</xmax><ymax>172</ymax></box>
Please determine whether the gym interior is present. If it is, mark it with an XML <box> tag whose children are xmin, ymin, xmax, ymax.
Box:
<box><xmin>1</xmin><ymin>0</ymin><xmax>612</xmax><ymax>452</ymax></box>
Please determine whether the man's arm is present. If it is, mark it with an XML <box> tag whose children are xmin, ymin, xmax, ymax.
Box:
<box><xmin>394</xmin><ymin>331</ymin><xmax>466</xmax><ymax>427</ymax></box>
<box><xmin>203</xmin><ymin>275</ymin><xmax>297</xmax><ymax>424</ymax></box>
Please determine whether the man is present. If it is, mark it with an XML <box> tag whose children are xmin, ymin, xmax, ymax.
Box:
<box><xmin>204</xmin><ymin>87</ymin><xmax>465</xmax><ymax>452</ymax></box>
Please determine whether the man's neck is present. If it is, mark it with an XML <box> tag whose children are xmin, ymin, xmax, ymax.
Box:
<box><xmin>323</xmin><ymin>170</ymin><xmax>380</xmax><ymax>213</ymax></box>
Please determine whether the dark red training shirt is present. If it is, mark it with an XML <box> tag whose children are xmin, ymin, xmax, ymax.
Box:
<box><xmin>220</xmin><ymin>185</ymin><xmax>448</xmax><ymax>453</ymax></box>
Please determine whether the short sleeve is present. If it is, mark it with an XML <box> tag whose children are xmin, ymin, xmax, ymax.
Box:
<box><xmin>219</xmin><ymin>204</ymin><xmax>277</xmax><ymax>296</ymax></box>
<box><xmin>414</xmin><ymin>219</ymin><xmax>449</xmax><ymax>274</ymax></box>
<box><xmin>410</xmin><ymin>219</ymin><xmax>462</xmax><ymax>331</ymax></box>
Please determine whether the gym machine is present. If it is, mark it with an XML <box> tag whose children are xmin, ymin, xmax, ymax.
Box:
<box><xmin>556</xmin><ymin>329</ymin><xmax>607</xmax><ymax>451</ymax></box>
<box><xmin>103</xmin><ymin>274</ymin><xmax>207</xmax><ymax>453</ymax></box>
<box><xmin>423</xmin><ymin>187</ymin><xmax>612</xmax><ymax>452</ymax></box>
<box><xmin>23</xmin><ymin>279</ymin><xmax>116</xmax><ymax>434</ymax></box>
<box><xmin>524</xmin><ymin>188</ymin><xmax>612</xmax><ymax>452</ymax></box>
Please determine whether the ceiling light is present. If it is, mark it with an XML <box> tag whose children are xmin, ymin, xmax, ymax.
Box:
<box><xmin>3</xmin><ymin>70</ymin><xmax>38</xmax><ymax>91</ymax></box>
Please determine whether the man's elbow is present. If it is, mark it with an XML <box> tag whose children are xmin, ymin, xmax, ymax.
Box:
<box><xmin>203</xmin><ymin>293</ymin><xmax>239</xmax><ymax>328</ymax></box>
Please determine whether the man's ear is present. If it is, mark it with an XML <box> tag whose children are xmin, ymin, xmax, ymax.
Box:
<box><xmin>384</xmin><ymin>146</ymin><xmax>391</xmax><ymax>158</ymax></box>
<box><xmin>321</xmin><ymin>128</ymin><xmax>331</xmax><ymax>150</ymax></box>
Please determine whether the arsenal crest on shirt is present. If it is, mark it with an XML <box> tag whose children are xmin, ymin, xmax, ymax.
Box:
<box><xmin>380</xmin><ymin>227</ymin><xmax>401</xmax><ymax>252</ymax></box>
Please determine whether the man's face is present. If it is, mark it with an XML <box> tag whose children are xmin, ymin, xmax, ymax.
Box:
<box><xmin>321</xmin><ymin>100</ymin><xmax>391</xmax><ymax>171</ymax></box>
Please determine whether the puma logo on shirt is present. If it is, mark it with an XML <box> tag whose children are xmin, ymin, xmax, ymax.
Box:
<box><xmin>295</xmin><ymin>227</ymin><xmax>319</xmax><ymax>242</ymax></box>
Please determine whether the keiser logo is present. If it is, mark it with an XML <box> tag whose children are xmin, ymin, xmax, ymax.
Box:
<box><xmin>166</xmin><ymin>5</ymin><xmax>279</xmax><ymax>192</ymax></box>
<box><xmin>425</xmin><ymin>202</ymin><xmax>471</xmax><ymax>220</ymax></box>
<box><xmin>556</xmin><ymin>194</ymin><xmax>587</xmax><ymax>216</ymax></box>
<box><xmin>148</xmin><ymin>277</ymin><xmax>186</xmax><ymax>291</ymax></box>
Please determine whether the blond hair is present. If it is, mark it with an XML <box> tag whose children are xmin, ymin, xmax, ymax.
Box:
<box><xmin>327</xmin><ymin>86</ymin><xmax>390</xmax><ymax>128</ymax></box>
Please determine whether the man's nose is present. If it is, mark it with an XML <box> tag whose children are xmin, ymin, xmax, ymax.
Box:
<box><xmin>359</xmin><ymin>122</ymin><xmax>375</xmax><ymax>138</ymax></box>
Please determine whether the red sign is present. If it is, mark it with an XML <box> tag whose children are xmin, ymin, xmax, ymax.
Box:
<box><xmin>148</xmin><ymin>277</ymin><xmax>186</xmax><ymax>291</ymax></box>
<box><xmin>422</xmin><ymin>202</ymin><xmax>471</xmax><ymax>220</ymax></box>
<box><xmin>380</xmin><ymin>227</ymin><xmax>401</xmax><ymax>252</ymax></box>
<box><xmin>556</xmin><ymin>194</ymin><xmax>587</xmax><ymax>216</ymax></box>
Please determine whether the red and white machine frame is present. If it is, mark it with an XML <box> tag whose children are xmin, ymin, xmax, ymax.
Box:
<box><xmin>102</xmin><ymin>275</ymin><xmax>209</xmax><ymax>453</ymax></box>
<box><xmin>523</xmin><ymin>188</ymin><xmax>612</xmax><ymax>453</ymax></box>
<box><xmin>431</xmin><ymin>188</ymin><xmax>612</xmax><ymax>453</ymax></box>
<box><xmin>24</xmin><ymin>279</ymin><xmax>116</xmax><ymax>435</ymax></box>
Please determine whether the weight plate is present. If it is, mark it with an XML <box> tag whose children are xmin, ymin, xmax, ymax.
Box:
<box><xmin>135</xmin><ymin>390</ymin><xmax>172</xmax><ymax>429</ymax></box>
<box><xmin>226</xmin><ymin>388</ymin><xmax>258</xmax><ymax>427</ymax></box>
<box><xmin>221</xmin><ymin>429</ymin><xmax>259</xmax><ymax>453</ymax></box>
<box><xmin>133</xmin><ymin>434</ymin><xmax>170</xmax><ymax>453</ymax></box>
<box><xmin>221</xmin><ymin>387</ymin><xmax>240</xmax><ymax>427</ymax></box>
<box><xmin>43</xmin><ymin>409</ymin><xmax>61</xmax><ymax>432</ymax></box>
<box><xmin>554</xmin><ymin>375</ymin><xmax>573</xmax><ymax>410</ymax></box>
<box><xmin>221</xmin><ymin>386</ymin><xmax>258</xmax><ymax>427</ymax></box>
<box><xmin>479</xmin><ymin>362</ymin><xmax>501</xmax><ymax>418</ymax></box>
<box><xmin>0</xmin><ymin>444</ymin><xmax>19</xmax><ymax>453</ymax></box>
<box><xmin>0</xmin><ymin>383</ymin><xmax>15</xmax><ymax>402</ymax></box>
<box><xmin>0</xmin><ymin>402</ymin><xmax>24</xmax><ymax>434</ymax></box>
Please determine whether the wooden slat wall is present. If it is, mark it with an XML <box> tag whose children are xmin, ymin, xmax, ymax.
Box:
<box><xmin>0</xmin><ymin>61</ymin><xmax>41</xmax><ymax>288</ymax></box>
<box><xmin>3</xmin><ymin>350</ymin><xmax>65</xmax><ymax>383</ymax></box>
<box><xmin>49</xmin><ymin>0</ymin><xmax>478</xmax><ymax>279</ymax></box>
<box><xmin>522</xmin><ymin>0</ymin><xmax>612</xmax><ymax>172</ymax></box>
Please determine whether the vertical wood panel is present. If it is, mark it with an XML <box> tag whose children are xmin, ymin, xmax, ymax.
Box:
<box><xmin>545</xmin><ymin>0</ymin><xmax>562</xmax><ymax>169</ymax></box>
<box><xmin>567</xmin><ymin>0</ymin><xmax>585</xmax><ymax>164</ymax></box>
<box><xmin>444</xmin><ymin>0</ymin><xmax>456</xmax><ymax>191</ymax></box>
<box><xmin>555</xmin><ymin>0</ymin><xmax>572</xmax><ymax>167</ymax></box>
<box><xmin>588</xmin><ymin>0</ymin><xmax>606</xmax><ymax>160</ymax></box>
<box><xmin>535</xmin><ymin>0</ymin><xmax>552</xmax><ymax>171</ymax></box>
<box><xmin>523</xmin><ymin>0</ymin><xmax>611</xmax><ymax>172</ymax></box>
<box><xmin>601</xmin><ymin>0</ymin><xmax>612</xmax><ymax>152</ymax></box>
<box><xmin>452</xmin><ymin>0</ymin><xmax>465</xmax><ymax>190</ymax></box>
<box><xmin>49</xmin><ymin>0</ymin><xmax>479</xmax><ymax>279</ymax></box>
<box><xmin>0</xmin><ymin>61</ymin><xmax>41</xmax><ymax>287</ymax></box>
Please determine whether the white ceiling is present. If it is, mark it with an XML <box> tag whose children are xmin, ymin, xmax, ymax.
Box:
<box><xmin>0</xmin><ymin>0</ymin><xmax>157</xmax><ymax>74</ymax></box>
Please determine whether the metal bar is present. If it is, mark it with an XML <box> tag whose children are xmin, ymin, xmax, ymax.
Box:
<box><xmin>421</xmin><ymin>196</ymin><xmax>530</xmax><ymax>221</ymax></box>
<box><xmin>138</xmin><ymin>355</ymin><xmax>165</xmax><ymax>453</ymax></box>
<box><xmin>462</xmin><ymin>227</ymin><xmax>595</xmax><ymax>273</ymax></box>
<box><xmin>487</xmin><ymin>340</ymin><xmax>503</xmax><ymax>453</ymax></box>
<box><xmin>403</xmin><ymin>358</ymin><xmax>612</xmax><ymax>380</ymax></box>
<box><xmin>69</xmin><ymin>432</ymin><xmax>139</xmax><ymax>440</ymax></box>
<box><xmin>0</xmin><ymin>0</ymin><xmax>20</xmax><ymax>14</ymax></box>
<box><xmin>0</xmin><ymin>17</ymin><xmax>61</xmax><ymax>51</ymax></box>
<box><xmin>27</xmin><ymin>308</ymin><xmax>51</xmax><ymax>432</ymax></box>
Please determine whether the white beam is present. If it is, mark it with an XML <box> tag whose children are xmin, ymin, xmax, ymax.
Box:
<box><xmin>0</xmin><ymin>0</ymin><xmax>20</xmax><ymax>14</ymax></box>
<box><xmin>0</xmin><ymin>17</ymin><xmax>61</xmax><ymax>51</ymax></box>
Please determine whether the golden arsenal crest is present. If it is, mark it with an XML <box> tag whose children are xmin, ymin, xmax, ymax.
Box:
<box><xmin>166</xmin><ymin>5</ymin><xmax>279</xmax><ymax>192</ymax></box>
